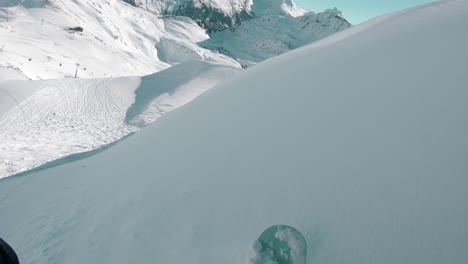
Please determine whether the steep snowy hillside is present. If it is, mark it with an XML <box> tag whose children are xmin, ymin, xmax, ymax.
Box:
<box><xmin>250</xmin><ymin>0</ymin><xmax>307</xmax><ymax>17</ymax></box>
<box><xmin>0</xmin><ymin>0</ymin><xmax>239</xmax><ymax>79</ymax></box>
<box><xmin>1</xmin><ymin>1</ymin><xmax>467</xmax><ymax>264</ymax></box>
<box><xmin>0</xmin><ymin>61</ymin><xmax>240</xmax><ymax>178</ymax></box>
<box><xmin>138</xmin><ymin>0</ymin><xmax>306</xmax><ymax>31</ymax></box>
<box><xmin>201</xmin><ymin>8</ymin><xmax>350</xmax><ymax>65</ymax></box>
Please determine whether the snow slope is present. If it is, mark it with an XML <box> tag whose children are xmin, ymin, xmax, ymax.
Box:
<box><xmin>250</xmin><ymin>0</ymin><xmax>307</xmax><ymax>17</ymax></box>
<box><xmin>150</xmin><ymin>0</ymin><xmax>307</xmax><ymax>33</ymax></box>
<box><xmin>0</xmin><ymin>0</ymin><xmax>239</xmax><ymax>79</ymax></box>
<box><xmin>0</xmin><ymin>67</ymin><xmax>27</xmax><ymax>81</ymax></box>
<box><xmin>0</xmin><ymin>61</ymin><xmax>240</xmax><ymax>178</ymax></box>
<box><xmin>1</xmin><ymin>0</ymin><xmax>468</xmax><ymax>264</ymax></box>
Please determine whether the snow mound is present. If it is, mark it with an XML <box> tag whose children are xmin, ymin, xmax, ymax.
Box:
<box><xmin>1</xmin><ymin>1</ymin><xmax>468</xmax><ymax>264</ymax></box>
<box><xmin>125</xmin><ymin>60</ymin><xmax>241</xmax><ymax>127</ymax></box>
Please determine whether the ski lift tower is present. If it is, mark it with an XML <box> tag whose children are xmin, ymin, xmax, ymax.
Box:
<box><xmin>74</xmin><ymin>63</ymin><xmax>80</xmax><ymax>78</ymax></box>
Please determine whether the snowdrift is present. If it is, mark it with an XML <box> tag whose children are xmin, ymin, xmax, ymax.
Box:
<box><xmin>1</xmin><ymin>1</ymin><xmax>467</xmax><ymax>264</ymax></box>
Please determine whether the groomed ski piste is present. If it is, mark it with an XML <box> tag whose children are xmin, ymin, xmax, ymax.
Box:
<box><xmin>1</xmin><ymin>0</ymin><xmax>468</xmax><ymax>263</ymax></box>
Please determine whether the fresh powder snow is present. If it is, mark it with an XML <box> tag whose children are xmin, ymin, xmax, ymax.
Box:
<box><xmin>0</xmin><ymin>1</ymin><xmax>467</xmax><ymax>264</ymax></box>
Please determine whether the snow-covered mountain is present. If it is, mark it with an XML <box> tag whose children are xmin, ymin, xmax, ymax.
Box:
<box><xmin>146</xmin><ymin>0</ymin><xmax>252</xmax><ymax>32</ymax></box>
<box><xmin>138</xmin><ymin>0</ymin><xmax>307</xmax><ymax>31</ymax></box>
<box><xmin>0</xmin><ymin>0</ymin><xmax>350</xmax><ymax>79</ymax></box>
<box><xmin>0</xmin><ymin>0</ymin><xmax>239</xmax><ymax>80</ymax></box>
<box><xmin>201</xmin><ymin>8</ymin><xmax>350</xmax><ymax>65</ymax></box>
<box><xmin>0</xmin><ymin>0</ymin><xmax>350</xmax><ymax>177</ymax></box>
<box><xmin>0</xmin><ymin>1</ymin><xmax>467</xmax><ymax>263</ymax></box>
<box><xmin>0</xmin><ymin>0</ymin><xmax>351</xmax><ymax>76</ymax></box>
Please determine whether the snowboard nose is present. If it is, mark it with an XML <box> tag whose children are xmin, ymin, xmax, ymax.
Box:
<box><xmin>250</xmin><ymin>225</ymin><xmax>307</xmax><ymax>264</ymax></box>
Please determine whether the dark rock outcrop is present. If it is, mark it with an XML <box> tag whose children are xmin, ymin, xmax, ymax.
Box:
<box><xmin>122</xmin><ymin>0</ymin><xmax>136</xmax><ymax>7</ymax></box>
<box><xmin>171</xmin><ymin>1</ymin><xmax>252</xmax><ymax>33</ymax></box>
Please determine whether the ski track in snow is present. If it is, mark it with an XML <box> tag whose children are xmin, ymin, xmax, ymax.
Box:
<box><xmin>0</xmin><ymin>78</ymin><xmax>140</xmax><ymax>177</ymax></box>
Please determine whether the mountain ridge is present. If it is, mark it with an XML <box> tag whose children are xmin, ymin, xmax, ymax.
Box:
<box><xmin>137</xmin><ymin>0</ymin><xmax>309</xmax><ymax>32</ymax></box>
<box><xmin>0</xmin><ymin>0</ymin><xmax>351</xmax><ymax>79</ymax></box>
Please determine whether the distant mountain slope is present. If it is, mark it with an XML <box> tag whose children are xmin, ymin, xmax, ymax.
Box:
<box><xmin>135</xmin><ymin>0</ymin><xmax>350</xmax><ymax>65</ymax></box>
<box><xmin>201</xmin><ymin>8</ymin><xmax>350</xmax><ymax>65</ymax></box>
<box><xmin>1</xmin><ymin>1</ymin><xmax>467</xmax><ymax>264</ymax></box>
<box><xmin>0</xmin><ymin>0</ymin><xmax>350</xmax><ymax>78</ymax></box>
<box><xmin>136</xmin><ymin>0</ymin><xmax>308</xmax><ymax>32</ymax></box>
<box><xmin>0</xmin><ymin>0</ymin><xmax>239</xmax><ymax>79</ymax></box>
<box><xmin>0</xmin><ymin>0</ymin><xmax>46</xmax><ymax>8</ymax></box>
<box><xmin>250</xmin><ymin>0</ymin><xmax>307</xmax><ymax>17</ymax></box>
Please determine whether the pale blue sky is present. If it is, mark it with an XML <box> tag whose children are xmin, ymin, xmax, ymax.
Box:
<box><xmin>295</xmin><ymin>0</ymin><xmax>434</xmax><ymax>24</ymax></box>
